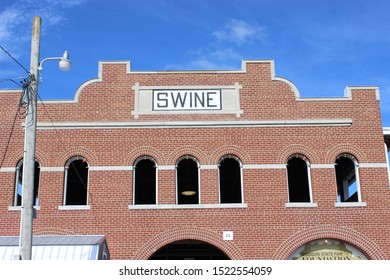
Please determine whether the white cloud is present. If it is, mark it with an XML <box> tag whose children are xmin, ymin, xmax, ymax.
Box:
<box><xmin>165</xmin><ymin>55</ymin><xmax>237</xmax><ymax>71</ymax></box>
<box><xmin>188</xmin><ymin>57</ymin><xmax>219</xmax><ymax>69</ymax></box>
<box><xmin>0</xmin><ymin>0</ymin><xmax>86</xmax><ymax>42</ymax></box>
<box><xmin>44</xmin><ymin>0</ymin><xmax>86</xmax><ymax>8</ymax></box>
<box><xmin>210</xmin><ymin>48</ymin><xmax>241</xmax><ymax>61</ymax></box>
<box><xmin>213</xmin><ymin>19</ymin><xmax>267</xmax><ymax>45</ymax></box>
<box><xmin>164</xmin><ymin>19</ymin><xmax>267</xmax><ymax>70</ymax></box>
<box><xmin>0</xmin><ymin>8</ymin><xmax>23</xmax><ymax>42</ymax></box>
<box><xmin>0</xmin><ymin>0</ymin><xmax>85</xmax><ymax>63</ymax></box>
<box><xmin>165</xmin><ymin>46</ymin><xmax>241</xmax><ymax>71</ymax></box>
<box><xmin>0</xmin><ymin>0</ymin><xmax>86</xmax><ymax>83</ymax></box>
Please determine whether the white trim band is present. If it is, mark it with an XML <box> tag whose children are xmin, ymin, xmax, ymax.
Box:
<box><xmin>157</xmin><ymin>165</ymin><xmax>176</xmax><ymax>170</ymax></box>
<box><xmin>200</xmin><ymin>165</ymin><xmax>218</xmax><ymax>170</ymax></box>
<box><xmin>3</xmin><ymin>162</ymin><xmax>387</xmax><ymax>173</ymax></box>
<box><xmin>58</xmin><ymin>205</ymin><xmax>91</xmax><ymax>210</ymax></box>
<box><xmin>243</xmin><ymin>164</ymin><xmax>286</xmax><ymax>169</ymax></box>
<box><xmin>358</xmin><ymin>163</ymin><xmax>388</xmax><ymax>168</ymax></box>
<box><xmin>128</xmin><ymin>203</ymin><xmax>248</xmax><ymax>210</ymax></box>
<box><xmin>89</xmin><ymin>166</ymin><xmax>133</xmax><ymax>171</ymax></box>
<box><xmin>310</xmin><ymin>164</ymin><xmax>335</xmax><ymax>169</ymax></box>
<box><xmin>36</xmin><ymin>119</ymin><xmax>353</xmax><ymax>130</ymax></box>
<box><xmin>334</xmin><ymin>202</ymin><xmax>367</xmax><ymax>207</ymax></box>
<box><xmin>40</xmin><ymin>167</ymin><xmax>64</xmax><ymax>172</ymax></box>
<box><xmin>8</xmin><ymin>205</ymin><xmax>41</xmax><ymax>211</ymax></box>
<box><xmin>0</xmin><ymin>167</ymin><xmax>16</xmax><ymax>172</ymax></box>
<box><xmin>285</xmin><ymin>202</ymin><xmax>318</xmax><ymax>208</ymax></box>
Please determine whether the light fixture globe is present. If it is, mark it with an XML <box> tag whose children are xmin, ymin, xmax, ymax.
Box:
<box><xmin>181</xmin><ymin>190</ymin><xmax>196</xmax><ymax>196</ymax></box>
<box><xmin>181</xmin><ymin>184</ymin><xmax>196</xmax><ymax>196</ymax></box>
<box><xmin>59</xmin><ymin>51</ymin><xmax>71</xmax><ymax>71</ymax></box>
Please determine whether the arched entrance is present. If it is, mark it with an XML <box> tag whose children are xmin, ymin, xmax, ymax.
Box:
<box><xmin>148</xmin><ymin>239</ymin><xmax>230</xmax><ymax>260</ymax></box>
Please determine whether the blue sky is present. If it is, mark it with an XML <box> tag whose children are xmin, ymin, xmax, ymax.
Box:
<box><xmin>1</xmin><ymin>0</ymin><xmax>390</xmax><ymax>126</ymax></box>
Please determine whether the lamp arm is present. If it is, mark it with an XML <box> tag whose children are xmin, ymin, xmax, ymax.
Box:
<box><xmin>38</xmin><ymin>57</ymin><xmax>63</xmax><ymax>71</ymax></box>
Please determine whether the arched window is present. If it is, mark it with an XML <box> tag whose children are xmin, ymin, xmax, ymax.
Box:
<box><xmin>335</xmin><ymin>154</ymin><xmax>360</xmax><ymax>202</ymax></box>
<box><xmin>176</xmin><ymin>156</ymin><xmax>199</xmax><ymax>204</ymax></box>
<box><xmin>14</xmin><ymin>159</ymin><xmax>40</xmax><ymax>206</ymax></box>
<box><xmin>219</xmin><ymin>155</ymin><xmax>243</xmax><ymax>203</ymax></box>
<box><xmin>64</xmin><ymin>156</ymin><xmax>89</xmax><ymax>206</ymax></box>
<box><xmin>134</xmin><ymin>157</ymin><xmax>157</xmax><ymax>205</ymax></box>
<box><xmin>287</xmin><ymin>155</ymin><xmax>312</xmax><ymax>203</ymax></box>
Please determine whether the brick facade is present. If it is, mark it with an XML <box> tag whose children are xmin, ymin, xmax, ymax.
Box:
<box><xmin>0</xmin><ymin>60</ymin><xmax>389</xmax><ymax>259</ymax></box>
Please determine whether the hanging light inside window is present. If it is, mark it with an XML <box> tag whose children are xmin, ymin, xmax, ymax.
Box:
<box><xmin>181</xmin><ymin>188</ymin><xmax>196</xmax><ymax>196</ymax></box>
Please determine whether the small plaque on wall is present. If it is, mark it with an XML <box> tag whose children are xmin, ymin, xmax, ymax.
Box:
<box><xmin>223</xmin><ymin>231</ymin><xmax>233</xmax><ymax>240</ymax></box>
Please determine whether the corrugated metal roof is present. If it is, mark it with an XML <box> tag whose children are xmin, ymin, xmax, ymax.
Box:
<box><xmin>0</xmin><ymin>235</ymin><xmax>108</xmax><ymax>260</ymax></box>
<box><xmin>0</xmin><ymin>235</ymin><xmax>105</xmax><ymax>246</ymax></box>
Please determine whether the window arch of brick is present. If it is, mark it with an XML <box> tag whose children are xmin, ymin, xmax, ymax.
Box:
<box><xmin>326</xmin><ymin>144</ymin><xmax>367</xmax><ymax>164</ymax></box>
<box><xmin>209</xmin><ymin>145</ymin><xmax>251</xmax><ymax>165</ymax></box>
<box><xmin>286</xmin><ymin>154</ymin><xmax>312</xmax><ymax>203</ymax></box>
<box><xmin>63</xmin><ymin>156</ymin><xmax>89</xmax><ymax>206</ymax></box>
<box><xmin>335</xmin><ymin>153</ymin><xmax>361</xmax><ymax>203</ymax></box>
<box><xmin>14</xmin><ymin>159</ymin><xmax>40</xmax><ymax>206</ymax></box>
<box><xmin>176</xmin><ymin>156</ymin><xmax>199</xmax><ymax>205</ymax></box>
<box><xmin>168</xmin><ymin>146</ymin><xmax>207</xmax><ymax>166</ymax></box>
<box><xmin>218</xmin><ymin>155</ymin><xmax>243</xmax><ymax>204</ymax></box>
<box><xmin>125</xmin><ymin>146</ymin><xmax>164</xmax><ymax>166</ymax></box>
<box><xmin>56</xmin><ymin>146</ymin><xmax>97</xmax><ymax>167</ymax></box>
<box><xmin>133</xmin><ymin>156</ymin><xmax>157</xmax><ymax>205</ymax></box>
<box><xmin>277</xmin><ymin>144</ymin><xmax>319</xmax><ymax>165</ymax></box>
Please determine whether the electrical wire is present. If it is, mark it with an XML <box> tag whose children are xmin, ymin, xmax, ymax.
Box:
<box><xmin>0</xmin><ymin>88</ymin><xmax>27</xmax><ymax>170</ymax></box>
<box><xmin>38</xmin><ymin>94</ymin><xmax>99</xmax><ymax>230</ymax></box>
<box><xmin>17</xmin><ymin>76</ymin><xmax>32</xmax><ymax>118</ymax></box>
<box><xmin>0</xmin><ymin>45</ymin><xmax>30</xmax><ymax>74</ymax></box>
<box><xmin>0</xmin><ymin>76</ymin><xmax>34</xmax><ymax>171</ymax></box>
<box><xmin>37</xmin><ymin>94</ymin><xmax>93</xmax><ymax>203</ymax></box>
<box><xmin>0</xmin><ymin>78</ymin><xmax>24</xmax><ymax>87</ymax></box>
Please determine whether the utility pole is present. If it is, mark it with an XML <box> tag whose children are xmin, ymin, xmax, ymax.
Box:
<box><xmin>20</xmin><ymin>15</ymin><xmax>41</xmax><ymax>260</ymax></box>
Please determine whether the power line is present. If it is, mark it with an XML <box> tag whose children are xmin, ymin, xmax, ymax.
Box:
<box><xmin>0</xmin><ymin>77</ymin><xmax>25</xmax><ymax>87</ymax></box>
<box><xmin>37</xmin><ymin>94</ymin><xmax>93</xmax><ymax>199</ymax></box>
<box><xmin>0</xmin><ymin>45</ymin><xmax>30</xmax><ymax>74</ymax></box>
<box><xmin>0</xmin><ymin>76</ymin><xmax>33</xmax><ymax>169</ymax></box>
<box><xmin>0</xmin><ymin>88</ymin><xmax>27</xmax><ymax>170</ymax></box>
<box><xmin>37</xmin><ymin>93</ymin><xmax>98</xmax><ymax>228</ymax></box>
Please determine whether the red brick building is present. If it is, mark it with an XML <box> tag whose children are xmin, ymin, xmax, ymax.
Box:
<box><xmin>0</xmin><ymin>60</ymin><xmax>389</xmax><ymax>260</ymax></box>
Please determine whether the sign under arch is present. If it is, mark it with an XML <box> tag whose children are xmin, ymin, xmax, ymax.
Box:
<box><xmin>288</xmin><ymin>239</ymin><xmax>367</xmax><ymax>260</ymax></box>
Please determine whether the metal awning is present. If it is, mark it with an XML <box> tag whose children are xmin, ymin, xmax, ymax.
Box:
<box><xmin>0</xmin><ymin>235</ymin><xmax>109</xmax><ymax>260</ymax></box>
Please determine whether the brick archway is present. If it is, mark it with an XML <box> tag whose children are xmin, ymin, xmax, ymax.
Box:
<box><xmin>277</xmin><ymin>144</ymin><xmax>320</xmax><ymax>164</ymax></box>
<box><xmin>209</xmin><ymin>145</ymin><xmax>251</xmax><ymax>165</ymax></box>
<box><xmin>273</xmin><ymin>224</ymin><xmax>386</xmax><ymax>260</ymax></box>
<box><xmin>124</xmin><ymin>146</ymin><xmax>165</xmax><ymax>166</ymax></box>
<box><xmin>325</xmin><ymin>144</ymin><xmax>367</xmax><ymax>164</ymax></box>
<box><xmin>56</xmin><ymin>146</ymin><xmax>98</xmax><ymax>166</ymax></box>
<box><xmin>134</xmin><ymin>227</ymin><xmax>245</xmax><ymax>260</ymax></box>
<box><xmin>168</xmin><ymin>146</ymin><xmax>208</xmax><ymax>165</ymax></box>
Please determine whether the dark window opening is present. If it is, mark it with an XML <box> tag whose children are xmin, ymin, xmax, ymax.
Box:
<box><xmin>64</xmin><ymin>158</ymin><xmax>88</xmax><ymax>205</ymax></box>
<box><xmin>335</xmin><ymin>156</ymin><xmax>359</xmax><ymax>202</ymax></box>
<box><xmin>149</xmin><ymin>240</ymin><xmax>229</xmax><ymax>260</ymax></box>
<box><xmin>219</xmin><ymin>157</ymin><xmax>242</xmax><ymax>203</ymax></box>
<box><xmin>287</xmin><ymin>156</ymin><xmax>311</xmax><ymax>202</ymax></box>
<box><xmin>134</xmin><ymin>158</ymin><xmax>156</xmax><ymax>204</ymax></box>
<box><xmin>177</xmin><ymin>157</ymin><xmax>199</xmax><ymax>204</ymax></box>
<box><xmin>14</xmin><ymin>160</ymin><xmax>40</xmax><ymax>206</ymax></box>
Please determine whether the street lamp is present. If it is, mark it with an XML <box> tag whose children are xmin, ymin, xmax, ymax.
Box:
<box><xmin>38</xmin><ymin>51</ymin><xmax>71</xmax><ymax>72</ymax></box>
<box><xmin>20</xmin><ymin>16</ymin><xmax>71</xmax><ymax>260</ymax></box>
